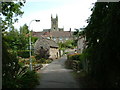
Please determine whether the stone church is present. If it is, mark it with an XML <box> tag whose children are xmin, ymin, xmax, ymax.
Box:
<box><xmin>32</xmin><ymin>14</ymin><xmax>73</xmax><ymax>43</ymax></box>
<box><xmin>33</xmin><ymin>14</ymin><xmax>74</xmax><ymax>59</ymax></box>
<box><xmin>43</xmin><ymin>14</ymin><xmax>64</xmax><ymax>32</ymax></box>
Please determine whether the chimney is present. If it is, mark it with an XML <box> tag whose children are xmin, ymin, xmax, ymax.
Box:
<box><xmin>69</xmin><ymin>28</ymin><xmax>71</xmax><ymax>32</ymax></box>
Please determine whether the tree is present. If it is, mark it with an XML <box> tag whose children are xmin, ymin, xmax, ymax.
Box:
<box><xmin>1</xmin><ymin>2</ymin><xmax>25</xmax><ymax>32</ymax></box>
<box><xmin>73</xmin><ymin>28</ymin><xmax>85</xmax><ymax>48</ymax></box>
<box><xmin>84</xmin><ymin>2</ymin><xmax>120</xmax><ymax>87</ymax></box>
<box><xmin>19</xmin><ymin>24</ymin><xmax>29</xmax><ymax>50</ymax></box>
<box><xmin>2</xmin><ymin>2</ymin><xmax>40</xmax><ymax>88</ymax></box>
<box><xmin>5</xmin><ymin>27</ymin><xmax>20</xmax><ymax>50</ymax></box>
<box><xmin>1</xmin><ymin>1</ymin><xmax>26</xmax><ymax>88</ymax></box>
<box><xmin>20</xmin><ymin>24</ymin><xmax>29</xmax><ymax>35</ymax></box>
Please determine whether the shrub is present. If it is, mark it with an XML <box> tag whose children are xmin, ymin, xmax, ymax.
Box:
<box><xmin>35</xmin><ymin>58</ymin><xmax>53</xmax><ymax>64</ymax></box>
<box><xmin>17</xmin><ymin>50</ymin><xmax>30</xmax><ymax>58</ymax></box>
<box><xmin>35</xmin><ymin>58</ymin><xmax>46</xmax><ymax>64</ymax></box>
<box><xmin>38</xmin><ymin>47</ymin><xmax>50</xmax><ymax>59</ymax></box>
<box><xmin>68</xmin><ymin>53</ymin><xmax>81</xmax><ymax>60</ymax></box>
<box><xmin>66</xmin><ymin>53</ymin><xmax>83</xmax><ymax>71</ymax></box>
<box><xmin>40</xmin><ymin>58</ymin><xmax>46</xmax><ymax>63</ymax></box>
<box><xmin>45</xmin><ymin>59</ymin><xmax>52</xmax><ymax>64</ymax></box>
<box><xmin>35</xmin><ymin>54</ymin><xmax>41</xmax><ymax>60</ymax></box>
<box><xmin>64</xmin><ymin>52</ymin><xmax>69</xmax><ymax>55</ymax></box>
<box><xmin>19</xmin><ymin>70</ymin><xmax>40</xmax><ymax>88</ymax></box>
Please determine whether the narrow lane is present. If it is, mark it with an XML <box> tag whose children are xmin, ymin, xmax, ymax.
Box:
<box><xmin>35</xmin><ymin>56</ymin><xmax>80</xmax><ymax>88</ymax></box>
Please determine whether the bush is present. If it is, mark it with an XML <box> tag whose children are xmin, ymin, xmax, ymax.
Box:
<box><xmin>35</xmin><ymin>58</ymin><xmax>53</xmax><ymax>64</ymax></box>
<box><xmin>68</xmin><ymin>53</ymin><xmax>81</xmax><ymax>60</ymax></box>
<box><xmin>66</xmin><ymin>53</ymin><xmax>83</xmax><ymax>71</ymax></box>
<box><xmin>19</xmin><ymin>70</ymin><xmax>40</xmax><ymax>88</ymax></box>
<box><xmin>17</xmin><ymin>50</ymin><xmax>30</xmax><ymax>58</ymax></box>
<box><xmin>40</xmin><ymin>58</ymin><xmax>46</xmax><ymax>63</ymax></box>
<box><xmin>35</xmin><ymin>54</ymin><xmax>41</xmax><ymax>60</ymax></box>
<box><xmin>64</xmin><ymin>52</ymin><xmax>69</xmax><ymax>55</ymax></box>
<box><xmin>38</xmin><ymin>47</ymin><xmax>50</xmax><ymax>59</ymax></box>
<box><xmin>45</xmin><ymin>59</ymin><xmax>52</xmax><ymax>63</ymax></box>
<box><xmin>35</xmin><ymin>58</ymin><xmax>46</xmax><ymax>64</ymax></box>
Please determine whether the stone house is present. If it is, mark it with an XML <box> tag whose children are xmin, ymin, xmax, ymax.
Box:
<box><xmin>34</xmin><ymin>37</ymin><xmax>59</xmax><ymax>59</ymax></box>
<box><xmin>32</xmin><ymin>15</ymin><xmax>73</xmax><ymax>43</ymax></box>
<box><xmin>77</xmin><ymin>36</ymin><xmax>86</xmax><ymax>53</ymax></box>
<box><xmin>77</xmin><ymin>36</ymin><xmax>89</xmax><ymax>73</ymax></box>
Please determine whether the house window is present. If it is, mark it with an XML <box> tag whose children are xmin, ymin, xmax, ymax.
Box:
<box><xmin>53</xmin><ymin>37</ymin><xmax>56</xmax><ymax>41</ymax></box>
<box><xmin>66</xmin><ymin>38</ymin><xmax>68</xmax><ymax>40</ymax></box>
<box><xmin>59</xmin><ymin>37</ymin><xmax>62</xmax><ymax>40</ymax></box>
<box><xmin>47</xmin><ymin>37</ymin><xmax>50</xmax><ymax>39</ymax></box>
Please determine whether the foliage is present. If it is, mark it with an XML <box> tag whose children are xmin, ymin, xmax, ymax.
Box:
<box><xmin>17</xmin><ymin>50</ymin><xmax>30</xmax><ymax>58</ymax></box>
<box><xmin>67</xmin><ymin>53</ymin><xmax>81</xmax><ymax>60</ymax></box>
<box><xmin>20</xmin><ymin>24</ymin><xmax>29</xmax><ymax>35</ymax></box>
<box><xmin>2</xmin><ymin>1</ymin><xmax>40</xmax><ymax>88</ymax></box>
<box><xmin>84</xmin><ymin>2</ymin><xmax>120</xmax><ymax>87</ymax></box>
<box><xmin>36</xmin><ymin>47</ymin><xmax>50</xmax><ymax>59</ymax></box>
<box><xmin>4</xmin><ymin>24</ymin><xmax>29</xmax><ymax>51</ymax></box>
<box><xmin>1</xmin><ymin>2</ymin><xmax>25</xmax><ymax>31</ymax></box>
<box><xmin>2</xmin><ymin>2</ymin><xmax>26</xmax><ymax>87</ymax></box>
<box><xmin>40</xmin><ymin>58</ymin><xmax>46</xmax><ymax>63</ymax></box>
<box><xmin>65</xmin><ymin>40</ymin><xmax>75</xmax><ymax>48</ymax></box>
<box><xmin>73</xmin><ymin>29</ymin><xmax>85</xmax><ymax>47</ymax></box>
<box><xmin>2</xmin><ymin>38</ymin><xmax>20</xmax><ymax>88</ymax></box>
<box><xmin>45</xmin><ymin>59</ymin><xmax>53</xmax><ymax>64</ymax></box>
<box><xmin>31</xmin><ymin>35</ymin><xmax>38</xmax><ymax>44</ymax></box>
<box><xmin>58</xmin><ymin>40</ymin><xmax>76</xmax><ymax>50</ymax></box>
<box><xmin>66</xmin><ymin>53</ymin><xmax>82</xmax><ymax>71</ymax></box>
<box><xmin>73</xmin><ymin>28</ymin><xmax>85</xmax><ymax>37</ymax></box>
<box><xmin>72</xmin><ymin>39</ymin><xmax>78</xmax><ymax>47</ymax></box>
<box><xmin>18</xmin><ymin>57</ymin><xmax>28</xmax><ymax>67</ymax></box>
<box><xmin>19</xmin><ymin>70</ymin><xmax>40</xmax><ymax>88</ymax></box>
<box><xmin>35</xmin><ymin>57</ymin><xmax>52</xmax><ymax>64</ymax></box>
<box><xmin>35</xmin><ymin>54</ymin><xmax>41</xmax><ymax>60</ymax></box>
<box><xmin>2</xmin><ymin>37</ymin><xmax>29</xmax><ymax>88</ymax></box>
<box><xmin>72</xmin><ymin>71</ymin><xmax>98</xmax><ymax>88</ymax></box>
<box><xmin>3</xmin><ymin>38</ymin><xmax>39</xmax><ymax>88</ymax></box>
<box><xmin>64</xmin><ymin>52</ymin><xmax>69</xmax><ymax>55</ymax></box>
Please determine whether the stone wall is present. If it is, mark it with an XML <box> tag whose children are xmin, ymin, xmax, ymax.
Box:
<box><xmin>77</xmin><ymin>37</ymin><xmax>85</xmax><ymax>53</ymax></box>
<box><xmin>49</xmin><ymin>47</ymin><xmax>59</xmax><ymax>59</ymax></box>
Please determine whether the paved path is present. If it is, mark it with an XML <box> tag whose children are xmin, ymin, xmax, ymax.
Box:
<box><xmin>35</xmin><ymin>56</ymin><xmax>80</xmax><ymax>88</ymax></box>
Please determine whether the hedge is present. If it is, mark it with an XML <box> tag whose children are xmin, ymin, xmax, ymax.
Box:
<box><xmin>68</xmin><ymin>53</ymin><xmax>81</xmax><ymax>61</ymax></box>
<box><xmin>17</xmin><ymin>50</ymin><xmax>30</xmax><ymax>58</ymax></box>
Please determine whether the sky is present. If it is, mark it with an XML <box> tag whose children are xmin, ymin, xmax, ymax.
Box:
<box><xmin>13</xmin><ymin>0</ymin><xmax>97</xmax><ymax>32</ymax></box>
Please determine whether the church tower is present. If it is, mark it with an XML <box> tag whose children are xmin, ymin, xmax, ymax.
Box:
<box><xmin>51</xmin><ymin>14</ymin><xmax>58</xmax><ymax>31</ymax></box>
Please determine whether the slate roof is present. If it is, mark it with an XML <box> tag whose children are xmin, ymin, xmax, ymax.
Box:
<box><xmin>34</xmin><ymin>37</ymin><xmax>59</xmax><ymax>54</ymax></box>
<box><xmin>32</xmin><ymin>32</ymin><xmax>44</xmax><ymax>37</ymax></box>
<box><xmin>32</xmin><ymin>31</ymin><xmax>73</xmax><ymax>38</ymax></box>
<box><xmin>50</xmin><ymin>31</ymin><xmax>72</xmax><ymax>37</ymax></box>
